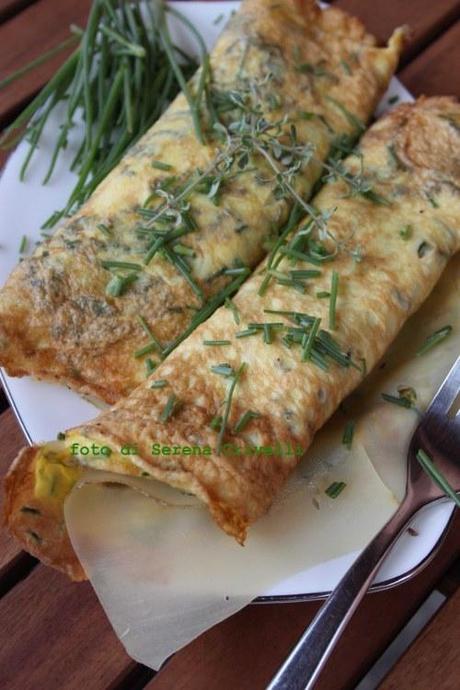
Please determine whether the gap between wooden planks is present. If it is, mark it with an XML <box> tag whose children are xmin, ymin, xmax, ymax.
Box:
<box><xmin>0</xmin><ymin>1</ymin><xmax>459</xmax><ymax>689</ymax></box>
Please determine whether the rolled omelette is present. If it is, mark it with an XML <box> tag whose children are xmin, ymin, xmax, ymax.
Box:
<box><xmin>6</xmin><ymin>96</ymin><xmax>460</xmax><ymax>581</ymax></box>
<box><xmin>0</xmin><ymin>0</ymin><xmax>403</xmax><ymax>404</ymax></box>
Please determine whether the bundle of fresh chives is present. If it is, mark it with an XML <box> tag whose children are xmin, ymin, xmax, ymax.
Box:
<box><xmin>0</xmin><ymin>0</ymin><xmax>209</xmax><ymax>229</ymax></box>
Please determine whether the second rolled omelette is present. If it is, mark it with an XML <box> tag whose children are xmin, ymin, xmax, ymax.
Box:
<box><xmin>0</xmin><ymin>0</ymin><xmax>403</xmax><ymax>403</ymax></box>
<box><xmin>5</xmin><ymin>96</ymin><xmax>460</xmax><ymax>580</ymax></box>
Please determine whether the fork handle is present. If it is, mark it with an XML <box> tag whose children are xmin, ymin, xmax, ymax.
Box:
<box><xmin>267</xmin><ymin>497</ymin><xmax>418</xmax><ymax>690</ymax></box>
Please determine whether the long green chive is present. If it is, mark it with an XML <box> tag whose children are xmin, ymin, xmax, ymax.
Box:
<box><xmin>416</xmin><ymin>326</ymin><xmax>452</xmax><ymax>356</ymax></box>
<box><xmin>416</xmin><ymin>449</ymin><xmax>460</xmax><ymax>508</ymax></box>
<box><xmin>203</xmin><ymin>340</ymin><xmax>231</xmax><ymax>346</ymax></box>
<box><xmin>342</xmin><ymin>421</ymin><xmax>355</xmax><ymax>449</ymax></box>
<box><xmin>325</xmin><ymin>481</ymin><xmax>347</xmax><ymax>499</ymax></box>
<box><xmin>234</xmin><ymin>410</ymin><xmax>260</xmax><ymax>433</ymax></box>
<box><xmin>216</xmin><ymin>362</ymin><xmax>246</xmax><ymax>453</ymax></box>
<box><xmin>0</xmin><ymin>34</ymin><xmax>79</xmax><ymax>91</ymax></box>
<box><xmin>329</xmin><ymin>271</ymin><xmax>339</xmax><ymax>330</ymax></box>
<box><xmin>163</xmin><ymin>271</ymin><xmax>249</xmax><ymax>358</ymax></box>
<box><xmin>159</xmin><ymin>393</ymin><xmax>178</xmax><ymax>423</ymax></box>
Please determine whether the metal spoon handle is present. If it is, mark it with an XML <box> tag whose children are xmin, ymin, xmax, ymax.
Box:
<box><xmin>267</xmin><ymin>498</ymin><xmax>416</xmax><ymax>690</ymax></box>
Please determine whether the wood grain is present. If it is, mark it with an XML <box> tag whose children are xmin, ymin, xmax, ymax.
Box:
<box><xmin>0</xmin><ymin>0</ymin><xmax>92</xmax><ymax>125</ymax></box>
<box><xmin>400</xmin><ymin>21</ymin><xmax>460</xmax><ymax>98</ymax></box>
<box><xmin>0</xmin><ymin>1</ymin><xmax>38</xmax><ymax>24</ymax></box>
<box><xmin>0</xmin><ymin>565</ymin><xmax>136</xmax><ymax>690</ymax></box>
<box><xmin>336</xmin><ymin>0</ymin><xmax>460</xmax><ymax>65</ymax></box>
<box><xmin>145</xmin><ymin>515</ymin><xmax>460</xmax><ymax>690</ymax></box>
<box><xmin>380</xmin><ymin>586</ymin><xmax>460</xmax><ymax>690</ymax></box>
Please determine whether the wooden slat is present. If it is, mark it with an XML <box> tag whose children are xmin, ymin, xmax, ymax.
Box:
<box><xmin>0</xmin><ymin>409</ymin><xmax>27</xmax><ymax>580</ymax></box>
<box><xmin>379</xmin><ymin>584</ymin><xmax>460</xmax><ymax>690</ymax></box>
<box><xmin>399</xmin><ymin>20</ymin><xmax>460</xmax><ymax>98</ymax></box>
<box><xmin>0</xmin><ymin>566</ymin><xmax>137</xmax><ymax>690</ymax></box>
<box><xmin>144</xmin><ymin>516</ymin><xmax>460</xmax><ymax>690</ymax></box>
<box><xmin>335</xmin><ymin>0</ymin><xmax>460</xmax><ymax>66</ymax></box>
<box><xmin>0</xmin><ymin>0</ymin><xmax>92</xmax><ymax>125</ymax></box>
<box><xmin>0</xmin><ymin>0</ymin><xmax>38</xmax><ymax>24</ymax></box>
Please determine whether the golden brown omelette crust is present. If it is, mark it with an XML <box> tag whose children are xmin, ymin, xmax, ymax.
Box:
<box><xmin>0</xmin><ymin>0</ymin><xmax>403</xmax><ymax>404</ymax></box>
<box><xmin>4</xmin><ymin>97</ymin><xmax>460</xmax><ymax>580</ymax></box>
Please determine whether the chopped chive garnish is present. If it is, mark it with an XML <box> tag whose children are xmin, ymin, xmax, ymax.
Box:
<box><xmin>316</xmin><ymin>290</ymin><xmax>330</xmax><ymax>298</ymax></box>
<box><xmin>236</xmin><ymin>328</ymin><xmax>258</xmax><ymax>338</ymax></box>
<box><xmin>19</xmin><ymin>235</ymin><xmax>28</xmax><ymax>253</ymax></box>
<box><xmin>101</xmin><ymin>260</ymin><xmax>142</xmax><ymax>271</ymax></box>
<box><xmin>416</xmin><ymin>326</ymin><xmax>452</xmax><ymax>356</ymax></box>
<box><xmin>325</xmin><ymin>481</ymin><xmax>347</xmax><ymax>499</ymax></box>
<box><xmin>224</xmin><ymin>266</ymin><xmax>248</xmax><ymax>276</ymax></box>
<box><xmin>213</xmin><ymin>12</ymin><xmax>224</xmax><ymax>25</ymax></box>
<box><xmin>302</xmin><ymin>317</ymin><xmax>321</xmax><ymax>362</ymax></box>
<box><xmin>105</xmin><ymin>272</ymin><xmax>138</xmax><ymax>297</ymax></box>
<box><xmin>145</xmin><ymin>358</ymin><xmax>157</xmax><ymax>375</ymax></box>
<box><xmin>159</xmin><ymin>394</ymin><xmax>178</xmax><ymax>423</ymax></box>
<box><xmin>400</xmin><ymin>225</ymin><xmax>413</xmax><ymax>240</ymax></box>
<box><xmin>342</xmin><ymin>421</ymin><xmax>355</xmax><ymax>449</ymax></box>
<box><xmin>416</xmin><ymin>449</ymin><xmax>460</xmax><ymax>508</ymax></box>
<box><xmin>203</xmin><ymin>339</ymin><xmax>231</xmax><ymax>346</ymax></box>
<box><xmin>216</xmin><ymin>362</ymin><xmax>246</xmax><ymax>453</ymax></box>
<box><xmin>234</xmin><ymin>410</ymin><xmax>260</xmax><ymax>433</ymax></box>
<box><xmin>290</xmin><ymin>270</ymin><xmax>321</xmax><ymax>280</ymax></box>
<box><xmin>210</xmin><ymin>363</ymin><xmax>234</xmax><ymax>377</ymax></box>
<box><xmin>151</xmin><ymin>379</ymin><xmax>168</xmax><ymax>389</ymax></box>
<box><xmin>57</xmin><ymin>431</ymin><xmax>66</xmax><ymax>440</ymax></box>
<box><xmin>388</xmin><ymin>95</ymin><xmax>399</xmax><ymax>105</ymax></box>
<box><xmin>225</xmin><ymin>297</ymin><xmax>240</xmax><ymax>325</ymax></box>
<box><xmin>381</xmin><ymin>392</ymin><xmax>413</xmax><ymax>408</ymax></box>
<box><xmin>152</xmin><ymin>160</ymin><xmax>173</xmax><ymax>171</ymax></box>
<box><xmin>329</xmin><ymin>271</ymin><xmax>339</xmax><ymax>330</ymax></box>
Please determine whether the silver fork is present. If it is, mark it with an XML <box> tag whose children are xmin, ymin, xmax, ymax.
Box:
<box><xmin>267</xmin><ymin>354</ymin><xmax>460</xmax><ymax>690</ymax></box>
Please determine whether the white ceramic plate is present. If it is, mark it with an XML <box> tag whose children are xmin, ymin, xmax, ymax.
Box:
<box><xmin>0</xmin><ymin>1</ymin><xmax>454</xmax><ymax>602</ymax></box>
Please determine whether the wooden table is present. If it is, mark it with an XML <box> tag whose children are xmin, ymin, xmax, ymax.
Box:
<box><xmin>1</xmin><ymin>1</ymin><xmax>460</xmax><ymax>688</ymax></box>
